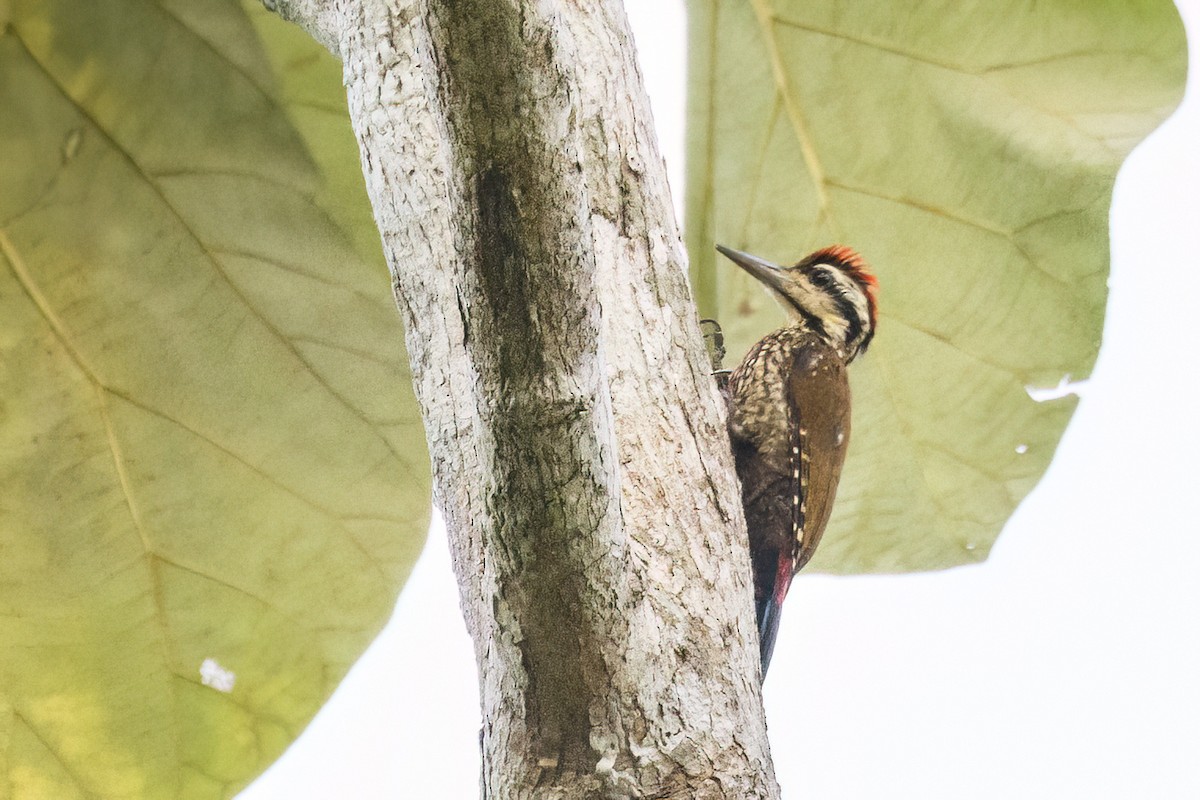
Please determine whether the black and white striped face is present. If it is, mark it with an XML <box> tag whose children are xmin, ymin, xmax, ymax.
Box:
<box><xmin>716</xmin><ymin>244</ymin><xmax>878</xmax><ymax>361</ymax></box>
<box><xmin>783</xmin><ymin>255</ymin><xmax>876</xmax><ymax>358</ymax></box>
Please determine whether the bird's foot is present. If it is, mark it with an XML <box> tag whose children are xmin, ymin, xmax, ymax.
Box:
<box><xmin>700</xmin><ymin>318</ymin><xmax>727</xmax><ymax>376</ymax></box>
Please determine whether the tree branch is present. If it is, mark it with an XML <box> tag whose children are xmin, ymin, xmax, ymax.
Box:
<box><xmin>270</xmin><ymin>0</ymin><xmax>778</xmax><ymax>796</ymax></box>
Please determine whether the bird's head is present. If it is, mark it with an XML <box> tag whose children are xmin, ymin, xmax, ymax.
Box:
<box><xmin>717</xmin><ymin>244</ymin><xmax>878</xmax><ymax>360</ymax></box>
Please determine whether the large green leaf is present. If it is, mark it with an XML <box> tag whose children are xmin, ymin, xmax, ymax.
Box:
<box><xmin>686</xmin><ymin>0</ymin><xmax>1186</xmax><ymax>573</ymax></box>
<box><xmin>0</xmin><ymin>0</ymin><xmax>427</xmax><ymax>796</ymax></box>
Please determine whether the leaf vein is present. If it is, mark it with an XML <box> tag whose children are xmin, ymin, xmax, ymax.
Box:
<box><xmin>9</xmin><ymin>33</ymin><xmax>405</xmax><ymax>464</ymax></box>
<box><xmin>751</xmin><ymin>0</ymin><xmax>831</xmax><ymax>219</ymax></box>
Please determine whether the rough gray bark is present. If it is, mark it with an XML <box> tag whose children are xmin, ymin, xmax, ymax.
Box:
<box><xmin>269</xmin><ymin>1</ymin><xmax>779</xmax><ymax>796</ymax></box>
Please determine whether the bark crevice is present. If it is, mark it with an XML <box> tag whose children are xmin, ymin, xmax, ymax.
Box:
<box><xmin>437</xmin><ymin>0</ymin><xmax>616</xmax><ymax>781</ymax></box>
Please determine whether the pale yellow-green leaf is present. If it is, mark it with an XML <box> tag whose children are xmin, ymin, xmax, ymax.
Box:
<box><xmin>240</xmin><ymin>0</ymin><xmax>386</xmax><ymax>268</ymax></box>
<box><xmin>0</xmin><ymin>1</ymin><xmax>427</xmax><ymax>797</ymax></box>
<box><xmin>686</xmin><ymin>0</ymin><xmax>1186</xmax><ymax>573</ymax></box>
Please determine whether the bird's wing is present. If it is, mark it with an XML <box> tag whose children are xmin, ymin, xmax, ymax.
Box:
<box><xmin>786</xmin><ymin>341</ymin><xmax>851</xmax><ymax>573</ymax></box>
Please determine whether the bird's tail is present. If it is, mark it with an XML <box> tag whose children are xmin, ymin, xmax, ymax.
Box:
<box><xmin>755</xmin><ymin>554</ymin><xmax>794</xmax><ymax>679</ymax></box>
<box><xmin>756</xmin><ymin>595</ymin><xmax>782</xmax><ymax>677</ymax></box>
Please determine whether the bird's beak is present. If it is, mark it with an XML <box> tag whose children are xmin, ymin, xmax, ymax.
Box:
<box><xmin>715</xmin><ymin>245</ymin><xmax>788</xmax><ymax>294</ymax></box>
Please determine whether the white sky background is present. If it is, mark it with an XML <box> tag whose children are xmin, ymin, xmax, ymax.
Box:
<box><xmin>240</xmin><ymin>2</ymin><xmax>1200</xmax><ymax>797</ymax></box>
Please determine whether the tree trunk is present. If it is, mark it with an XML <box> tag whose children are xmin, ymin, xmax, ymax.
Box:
<box><xmin>269</xmin><ymin>1</ymin><xmax>779</xmax><ymax>796</ymax></box>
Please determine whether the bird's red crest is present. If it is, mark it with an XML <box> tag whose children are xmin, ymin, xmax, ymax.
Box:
<box><xmin>798</xmin><ymin>245</ymin><xmax>878</xmax><ymax>331</ymax></box>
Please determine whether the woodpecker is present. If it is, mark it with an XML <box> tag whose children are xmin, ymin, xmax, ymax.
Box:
<box><xmin>716</xmin><ymin>243</ymin><xmax>878</xmax><ymax>678</ymax></box>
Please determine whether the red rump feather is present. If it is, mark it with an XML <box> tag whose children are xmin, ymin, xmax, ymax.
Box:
<box><xmin>798</xmin><ymin>245</ymin><xmax>878</xmax><ymax>331</ymax></box>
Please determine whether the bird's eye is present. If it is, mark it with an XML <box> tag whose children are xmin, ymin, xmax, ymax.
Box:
<box><xmin>809</xmin><ymin>269</ymin><xmax>833</xmax><ymax>288</ymax></box>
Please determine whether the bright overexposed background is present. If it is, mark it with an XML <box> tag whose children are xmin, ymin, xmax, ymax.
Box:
<box><xmin>240</xmin><ymin>2</ymin><xmax>1200</xmax><ymax>797</ymax></box>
